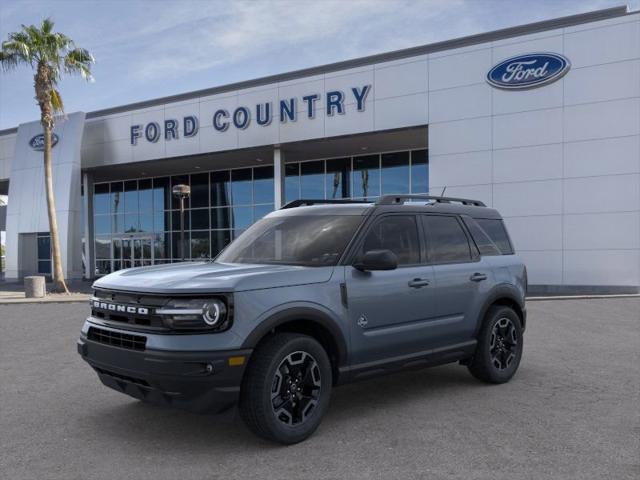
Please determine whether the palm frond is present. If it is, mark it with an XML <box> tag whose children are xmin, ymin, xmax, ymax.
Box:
<box><xmin>64</xmin><ymin>47</ymin><xmax>94</xmax><ymax>81</ymax></box>
<box><xmin>50</xmin><ymin>88</ymin><xmax>64</xmax><ymax>113</ymax></box>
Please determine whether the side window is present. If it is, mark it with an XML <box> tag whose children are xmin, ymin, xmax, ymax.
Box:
<box><xmin>462</xmin><ymin>217</ymin><xmax>501</xmax><ymax>256</ymax></box>
<box><xmin>360</xmin><ymin>215</ymin><xmax>420</xmax><ymax>265</ymax></box>
<box><xmin>423</xmin><ymin>215</ymin><xmax>472</xmax><ymax>263</ymax></box>
<box><xmin>475</xmin><ymin>218</ymin><xmax>514</xmax><ymax>255</ymax></box>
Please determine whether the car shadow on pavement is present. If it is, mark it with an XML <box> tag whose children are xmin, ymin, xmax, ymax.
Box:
<box><xmin>87</xmin><ymin>363</ymin><xmax>485</xmax><ymax>450</ymax></box>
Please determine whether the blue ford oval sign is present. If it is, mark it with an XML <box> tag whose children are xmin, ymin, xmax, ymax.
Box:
<box><xmin>29</xmin><ymin>133</ymin><xmax>59</xmax><ymax>151</ymax></box>
<box><xmin>487</xmin><ymin>53</ymin><xmax>570</xmax><ymax>90</ymax></box>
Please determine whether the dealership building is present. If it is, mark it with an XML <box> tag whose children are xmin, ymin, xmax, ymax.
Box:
<box><xmin>0</xmin><ymin>5</ymin><xmax>639</xmax><ymax>293</ymax></box>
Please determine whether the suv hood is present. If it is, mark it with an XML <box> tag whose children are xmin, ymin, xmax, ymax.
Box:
<box><xmin>92</xmin><ymin>262</ymin><xmax>334</xmax><ymax>294</ymax></box>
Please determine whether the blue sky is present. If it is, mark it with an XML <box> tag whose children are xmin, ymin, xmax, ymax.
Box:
<box><xmin>0</xmin><ymin>0</ymin><xmax>633</xmax><ymax>130</ymax></box>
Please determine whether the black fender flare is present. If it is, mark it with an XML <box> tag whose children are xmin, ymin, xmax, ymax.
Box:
<box><xmin>241</xmin><ymin>306</ymin><xmax>348</xmax><ymax>367</ymax></box>
<box><xmin>475</xmin><ymin>284</ymin><xmax>526</xmax><ymax>336</ymax></box>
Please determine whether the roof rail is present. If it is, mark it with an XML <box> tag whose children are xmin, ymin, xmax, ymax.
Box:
<box><xmin>281</xmin><ymin>199</ymin><xmax>372</xmax><ymax>209</ymax></box>
<box><xmin>376</xmin><ymin>194</ymin><xmax>486</xmax><ymax>207</ymax></box>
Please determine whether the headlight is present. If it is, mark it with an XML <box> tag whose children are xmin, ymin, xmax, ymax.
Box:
<box><xmin>156</xmin><ymin>298</ymin><xmax>230</xmax><ymax>331</ymax></box>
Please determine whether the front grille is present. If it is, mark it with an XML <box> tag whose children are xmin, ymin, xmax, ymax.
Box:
<box><xmin>88</xmin><ymin>326</ymin><xmax>147</xmax><ymax>351</ymax></box>
<box><xmin>91</xmin><ymin>289</ymin><xmax>167</xmax><ymax>329</ymax></box>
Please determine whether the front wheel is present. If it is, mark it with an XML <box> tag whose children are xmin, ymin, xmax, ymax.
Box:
<box><xmin>239</xmin><ymin>333</ymin><xmax>332</xmax><ymax>444</ymax></box>
<box><xmin>468</xmin><ymin>306</ymin><xmax>523</xmax><ymax>384</ymax></box>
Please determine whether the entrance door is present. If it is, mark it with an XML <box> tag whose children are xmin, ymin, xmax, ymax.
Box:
<box><xmin>113</xmin><ymin>235</ymin><xmax>153</xmax><ymax>271</ymax></box>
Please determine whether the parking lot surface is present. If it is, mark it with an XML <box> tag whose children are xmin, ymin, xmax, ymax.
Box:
<box><xmin>1</xmin><ymin>298</ymin><xmax>638</xmax><ymax>480</ymax></box>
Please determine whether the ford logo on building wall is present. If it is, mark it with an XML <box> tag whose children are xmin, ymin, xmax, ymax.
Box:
<box><xmin>487</xmin><ymin>53</ymin><xmax>570</xmax><ymax>90</ymax></box>
<box><xmin>29</xmin><ymin>133</ymin><xmax>59</xmax><ymax>151</ymax></box>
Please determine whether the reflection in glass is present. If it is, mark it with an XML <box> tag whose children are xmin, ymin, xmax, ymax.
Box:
<box><xmin>411</xmin><ymin>149</ymin><xmax>429</xmax><ymax>193</ymax></box>
<box><xmin>111</xmin><ymin>182</ymin><xmax>123</xmax><ymax>216</ymax></box>
<box><xmin>285</xmin><ymin>163</ymin><xmax>300</xmax><ymax>203</ymax></box>
<box><xmin>37</xmin><ymin>235</ymin><xmax>51</xmax><ymax>260</ymax></box>
<box><xmin>190</xmin><ymin>173</ymin><xmax>209</xmax><ymax>208</ymax></box>
<box><xmin>254</xmin><ymin>204</ymin><xmax>274</xmax><ymax>221</ymax></box>
<box><xmin>352</xmin><ymin>155</ymin><xmax>380</xmax><ymax>199</ymax></box>
<box><xmin>211</xmin><ymin>207</ymin><xmax>231</xmax><ymax>230</ymax></box>
<box><xmin>153</xmin><ymin>177</ymin><xmax>170</xmax><ymax>211</ymax></box>
<box><xmin>253</xmin><ymin>166</ymin><xmax>274</xmax><ymax>204</ymax></box>
<box><xmin>211</xmin><ymin>230</ymin><xmax>232</xmax><ymax>256</ymax></box>
<box><xmin>112</xmin><ymin>238</ymin><xmax>122</xmax><ymax>260</ymax></box>
<box><xmin>154</xmin><ymin>212</ymin><xmax>168</xmax><ymax>232</ymax></box>
<box><xmin>191</xmin><ymin>208</ymin><xmax>209</xmax><ymax>230</ymax></box>
<box><xmin>190</xmin><ymin>231</ymin><xmax>210</xmax><ymax>259</ymax></box>
<box><xmin>94</xmin><ymin>215</ymin><xmax>110</xmax><ymax>235</ymax></box>
<box><xmin>211</xmin><ymin>171</ymin><xmax>231</xmax><ymax>207</ymax></box>
<box><xmin>94</xmin><ymin>184</ymin><xmax>110</xmax><ymax>214</ymax></box>
<box><xmin>124</xmin><ymin>213</ymin><xmax>139</xmax><ymax>232</ymax></box>
<box><xmin>172</xmin><ymin>210</ymin><xmax>190</xmax><ymax>231</ymax></box>
<box><xmin>153</xmin><ymin>233</ymin><xmax>169</xmax><ymax>259</ymax></box>
<box><xmin>301</xmin><ymin>161</ymin><xmax>324</xmax><ymax>199</ymax></box>
<box><xmin>124</xmin><ymin>180</ymin><xmax>138</xmax><ymax>212</ymax></box>
<box><xmin>231</xmin><ymin>169</ymin><xmax>252</xmax><ymax>205</ymax></box>
<box><xmin>95</xmin><ymin>236</ymin><xmax>111</xmax><ymax>259</ymax></box>
<box><xmin>326</xmin><ymin>158</ymin><xmax>350</xmax><ymax>199</ymax></box>
<box><xmin>232</xmin><ymin>206</ymin><xmax>253</xmax><ymax>229</ymax></box>
<box><xmin>139</xmin><ymin>213</ymin><xmax>153</xmax><ymax>232</ymax></box>
<box><xmin>381</xmin><ymin>152</ymin><xmax>410</xmax><ymax>194</ymax></box>
<box><xmin>138</xmin><ymin>179</ymin><xmax>153</xmax><ymax>211</ymax></box>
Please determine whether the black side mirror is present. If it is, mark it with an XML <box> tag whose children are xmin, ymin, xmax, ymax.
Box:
<box><xmin>353</xmin><ymin>249</ymin><xmax>398</xmax><ymax>271</ymax></box>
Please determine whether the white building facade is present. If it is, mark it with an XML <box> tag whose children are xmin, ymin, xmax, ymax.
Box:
<box><xmin>0</xmin><ymin>6</ymin><xmax>638</xmax><ymax>293</ymax></box>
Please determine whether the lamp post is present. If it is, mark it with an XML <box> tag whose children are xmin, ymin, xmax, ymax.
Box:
<box><xmin>172</xmin><ymin>184</ymin><xmax>191</xmax><ymax>261</ymax></box>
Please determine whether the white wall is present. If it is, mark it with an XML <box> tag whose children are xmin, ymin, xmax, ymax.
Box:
<box><xmin>428</xmin><ymin>12</ymin><xmax>640</xmax><ymax>288</ymax></box>
<box><xmin>0</xmin><ymin>133</ymin><xmax>16</xmax><ymax>181</ymax></box>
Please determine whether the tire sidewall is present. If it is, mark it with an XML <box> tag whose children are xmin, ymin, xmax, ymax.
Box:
<box><xmin>257</xmin><ymin>336</ymin><xmax>332</xmax><ymax>443</ymax></box>
<box><xmin>479</xmin><ymin>307</ymin><xmax>523</xmax><ymax>383</ymax></box>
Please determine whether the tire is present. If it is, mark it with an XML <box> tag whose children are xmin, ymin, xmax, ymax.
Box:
<box><xmin>239</xmin><ymin>333</ymin><xmax>332</xmax><ymax>444</ymax></box>
<box><xmin>468</xmin><ymin>306</ymin><xmax>523</xmax><ymax>384</ymax></box>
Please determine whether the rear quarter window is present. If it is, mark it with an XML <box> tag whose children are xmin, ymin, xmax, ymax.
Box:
<box><xmin>474</xmin><ymin>218</ymin><xmax>514</xmax><ymax>255</ymax></box>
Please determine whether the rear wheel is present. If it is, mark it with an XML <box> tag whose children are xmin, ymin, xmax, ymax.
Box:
<box><xmin>239</xmin><ymin>333</ymin><xmax>332</xmax><ymax>444</ymax></box>
<box><xmin>468</xmin><ymin>306</ymin><xmax>523</xmax><ymax>384</ymax></box>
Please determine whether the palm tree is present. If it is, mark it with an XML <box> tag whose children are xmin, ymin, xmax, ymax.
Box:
<box><xmin>0</xmin><ymin>18</ymin><xmax>94</xmax><ymax>293</ymax></box>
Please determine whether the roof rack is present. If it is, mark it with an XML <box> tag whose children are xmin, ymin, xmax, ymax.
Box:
<box><xmin>376</xmin><ymin>194</ymin><xmax>486</xmax><ymax>207</ymax></box>
<box><xmin>281</xmin><ymin>199</ymin><xmax>372</xmax><ymax>209</ymax></box>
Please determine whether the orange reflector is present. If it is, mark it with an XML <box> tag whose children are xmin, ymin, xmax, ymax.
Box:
<box><xmin>228</xmin><ymin>356</ymin><xmax>245</xmax><ymax>366</ymax></box>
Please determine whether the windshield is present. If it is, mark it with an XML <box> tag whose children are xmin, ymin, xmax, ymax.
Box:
<box><xmin>216</xmin><ymin>215</ymin><xmax>363</xmax><ymax>266</ymax></box>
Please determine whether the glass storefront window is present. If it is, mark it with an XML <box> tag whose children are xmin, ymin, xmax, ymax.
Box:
<box><xmin>300</xmin><ymin>161</ymin><xmax>325</xmax><ymax>199</ymax></box>
<box><xmin>381</xmin><ymin>151</ymin><xmax>410</xmax><ymax>194</ymax></box>
<box><xmin>94</xmin><ymin>183</ymin><xmax>110</xmax><ymax>214</ymax></box>
<box><xmin>191</xmin><ymin>208</ymin><xmax>209</xmax><ymax>230</ymax></box>
<box><xmin>153</xmin><ymin>177</ymin><xmax>170</xmax><ymax>211</ymax></box>
<box><xmin>352</xmin><ymin>154</ymin><xmax>380</xmax><ymax>200</ymax></box>
<box><xmin>254</xmin><ymin>166</ymin><xmax>274</xmax><ymax>204</ymax></box>
<box><xmin>411</xmin><ymin>149</ymin><xmax>429</xmax><ymax>193</ymax></box>
<box><xmin>326</xmin><ymin>158</ymin><xmax>350</xmax><ymax>199</ymax></box>
<box><xmin>190</xmin><ymin>231</ymin><xmax>210</xmax><ymax>259</ymax></box>
<box><xmin>285</xmin><ymin>163</ymin><xmax>300</xmax><ymax>203</ymax></box>
<box><xmin>190</xmin><ymin>173</ymin><xmax>209</xmax><ymax>208</ymax></box>
<box><xmin>231</xmin><ymin>168</ymin><xmax>252</xmax><ymax>205</ymax></box>
<box><xmin>92</xmin><ymin>149</ymin><xmax>428</xmax><ymax>276</ymax></box>
<box><xmin>211</xmin><ymin>171</ymin><xmax>231</xmax><ymax>207</ymax></box>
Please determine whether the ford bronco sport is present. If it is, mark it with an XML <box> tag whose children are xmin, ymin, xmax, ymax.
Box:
<box><xmin>78</xmin><ymin>194</ymin><xmax>527</xmax><ymax>444</ymax></box>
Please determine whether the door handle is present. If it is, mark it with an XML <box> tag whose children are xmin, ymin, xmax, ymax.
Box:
<box><xmin>470</xmin><ymin>272</ymin><xmax>488</xmax><ymax>282</ymax></box>
<box><xmin>408</xmin><ymin>278</ymin><xmax>430</xmax><ymax>288</ymax></box>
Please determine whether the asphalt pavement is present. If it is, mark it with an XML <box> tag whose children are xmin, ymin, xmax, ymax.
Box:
<box><xmin>0</xmin><ymin>298</ymin><xmax>638</xmax><ymax>480</ymax></box>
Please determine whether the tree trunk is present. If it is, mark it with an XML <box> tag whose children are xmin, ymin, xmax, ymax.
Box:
<box><xmin>43</xmin><ymin>122</ymin><xmax>69</xmax><ymax>293</ymax></box>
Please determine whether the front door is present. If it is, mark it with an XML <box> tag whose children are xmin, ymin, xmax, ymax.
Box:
<box><xmin>113</xmin><ymin>235</ymin><xmax>153</xmax><ymax>271</ymax></box>
<box><xmin>345</xmin><ymin>214</ymin><xmax>437</xmax><ymax>366</ymax></box>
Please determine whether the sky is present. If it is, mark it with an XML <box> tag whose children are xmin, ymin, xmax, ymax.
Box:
<box><xmin>0</xmin><ymin>0</ymin><xmax>636</xmax><ymax>130</ymax></box>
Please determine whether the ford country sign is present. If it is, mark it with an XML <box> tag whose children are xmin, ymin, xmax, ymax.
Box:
<box><xmin>29</xmin><ymin>133</ymin><xmax>59</xmax><ymax>151</ymax></box>
<box><xmin>487</xmin><ymin>53</ymin><xmax>570</xmax><ymax>90</ymax></box>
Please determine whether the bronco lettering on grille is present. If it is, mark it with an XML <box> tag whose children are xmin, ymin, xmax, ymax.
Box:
<box><xmin>92</xmin><ymin>300</ymin><xmax>149</xmax><ymax>315</ymax></box>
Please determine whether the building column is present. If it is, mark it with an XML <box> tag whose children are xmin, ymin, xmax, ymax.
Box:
<box><xmin>273</xmin><ymin>147</ymin><xmax>286</xmax><ymax>208</ymax></box>
<box><xmin>83</xmin><ymin>172</ymin><xmax>95</xmax><ymax>279</ymax></box>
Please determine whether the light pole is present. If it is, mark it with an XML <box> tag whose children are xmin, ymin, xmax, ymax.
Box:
<box><xmin>172</xmin><ymin>184</ymin><xmax>191</xmax><ymax>261</ymax></box>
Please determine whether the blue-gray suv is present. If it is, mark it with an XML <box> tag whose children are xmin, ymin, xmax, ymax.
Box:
<box><xmin>78</xmin><ymin>195</ymin><xmax>527</xmax><ymax>444</ymax></box>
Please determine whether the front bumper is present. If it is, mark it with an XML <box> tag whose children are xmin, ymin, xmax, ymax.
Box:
<box><xmin>78</xmin><ymin>333</ymin><xmax>252</xmax><ymax>413</ymax></box>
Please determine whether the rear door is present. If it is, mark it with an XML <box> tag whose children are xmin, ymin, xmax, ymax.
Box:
<box><xmin>345</xmin><ymin>214</ymin><xmax>437</xmax><ymax>365</ymax></box>
<box><xmin>421</xmin><ymin>214</ymin><xmax>493</xmax><ymax>347</ymax></box>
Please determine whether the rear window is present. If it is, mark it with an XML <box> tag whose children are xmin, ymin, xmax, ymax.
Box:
<box><xmin>475</xmin><ymin>218</ymin><xmax>514</xmax><ymax>255</ymax></box>
<box><xmin>463</xmin><ymin>218</ymin><xmax>501</xmax><ymax>256</ymax></box>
